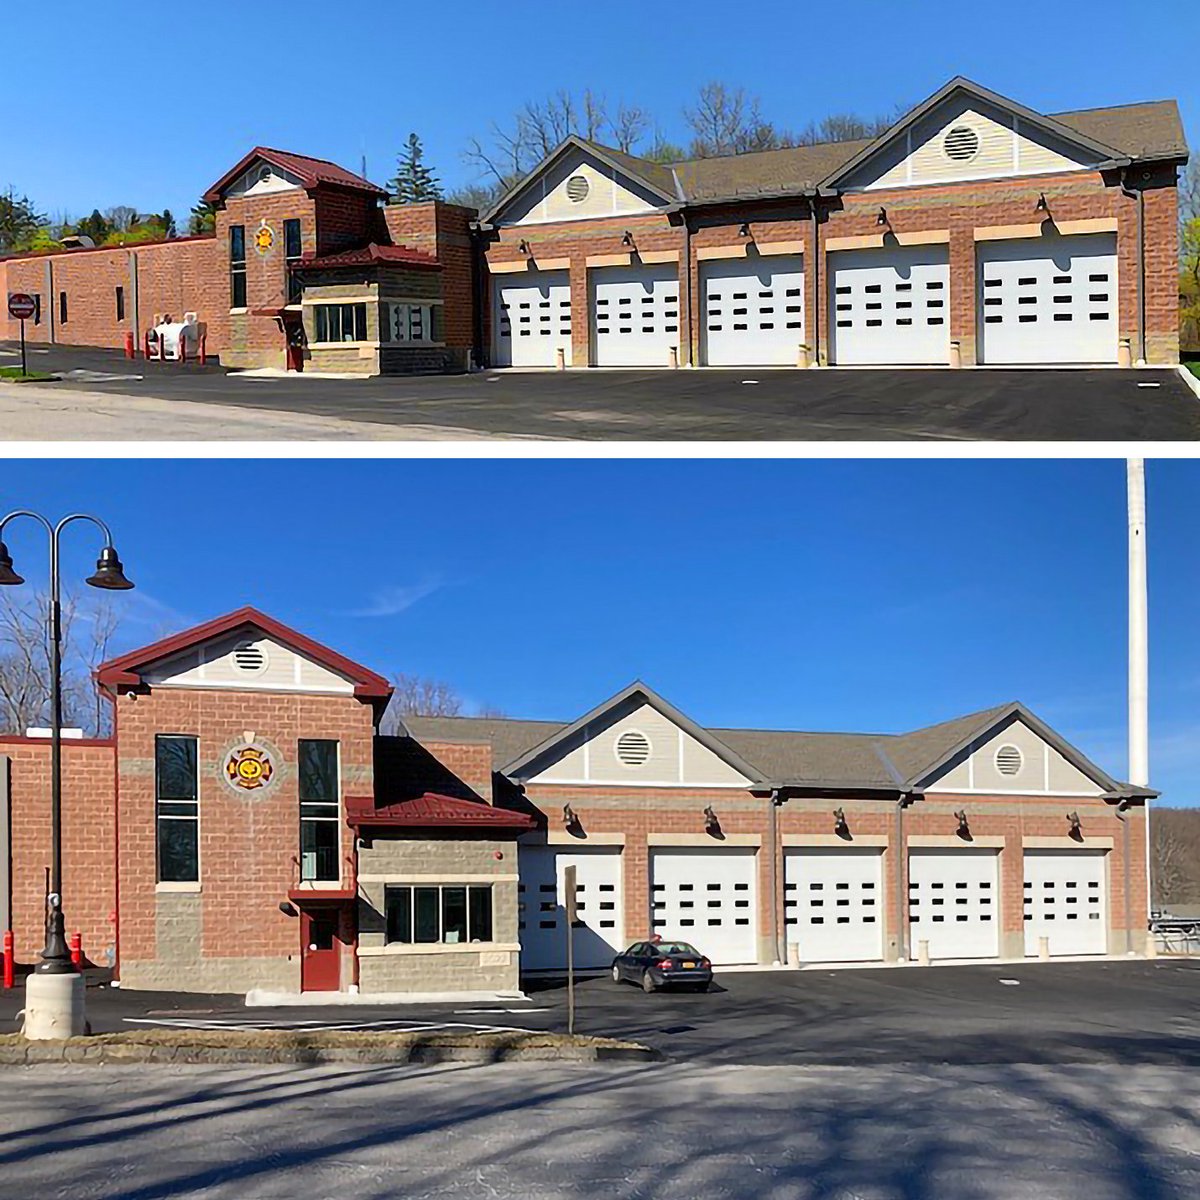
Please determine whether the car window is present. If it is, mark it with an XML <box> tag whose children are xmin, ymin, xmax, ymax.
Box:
<box><xmin>625</xmin><ymin>943</ymin><xmax>646</xmax><ymax>957</ymax></box>
<box><xmin>657</xmin><ymin>942</ymin><xmax>700</xmax><ymax>957</ymax></box>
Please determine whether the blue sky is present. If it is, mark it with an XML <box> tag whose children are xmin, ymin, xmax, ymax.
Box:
<box><xmin>4</xmin><ymin>0</ymin><xmax>1196</xmax><ymax>222</ymax></box>
<box><xmin>2</xmin><ymin>458</ymin><xmax>1197</xmax><ymax>805</ymax></box>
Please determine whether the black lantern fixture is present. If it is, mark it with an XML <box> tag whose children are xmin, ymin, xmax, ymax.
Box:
<box><xmin>954</xmin><ymin>809</ymin><xmax>970</xmax><ymax>839</ymax></box>
<box><xmin>518</xmin><ymin>238</ymin><xmax>533</xmax><ymax>257</ymax></box>
<box><xmin>1035</xmin><ymin>193</ymin><xmax>1049</xmax><ymax>214</ymax></box>
<box><xmin>0</xmin><ymin>541</ymin><xmax>23</xmax><ymax>587</ymax></box>
<box><xmin>738</xmin><ymin>222</ymin><xmax>751</xmax><ymax>238</ymax></box>
<box><xmin>833</xmin><ymin>807</ymin><xmax>850</xmax><ymax>838</ymax></box>
<box><xmin>1067</xmin><ymin>811</ymin><xmax>1082</xmax><ymax>839</ymax></box>
<box><xmin>86</xmin><ymin>545</ymin><xmax>135</xmax><ymax>591</ymax></box>
<box><xmin>563</xmin><ymin>803</ymin><xmax>579</xmax><ymax>829</ymax></box>
<box><xmin>703</xmin><ymin>805</ymin><xmax>721</xmax><ymax>836</ymax></box>
<box><xmin>621</xmin><ymin>230</ymin><xmax>635</xmax><ymax>247</ymax></box>
<box><xmin>876</xmin><ymin>206</ymin><xmax>888</xmax><ymax>226</ymax></box>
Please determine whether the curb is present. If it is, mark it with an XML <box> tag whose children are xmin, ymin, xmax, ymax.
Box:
<box><xmin>0</xmin><ymin>1042</ymin><xmax>661</xmax><ymax>1067</ymax></box>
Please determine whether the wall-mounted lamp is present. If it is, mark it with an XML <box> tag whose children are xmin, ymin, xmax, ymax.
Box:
<box><xmin>875</xmin><ymin>206</ymin><xmax>888</xmax><ymax>227</ymax></box>
<box><xmin>518</xmin><ymin>238</ymin><xmax>533</xmax><ymax>257</ymax></box>
<box><xmin>563</xmin><ymin>803</ymin><xmax>578</xmax><ymax>828</ymax></box>
<box><xmin>954</xmin><ymin>809</ymin><xmax>970</xmax><ymax>838</ymax></box>
<box><xmin>1035</xmin><ymin>193</ymin><xmax>1049</xmax><ymax>214</ymax></box>
<box><xmin>621</xmin><ymin>230</ymin><xmax>635</xmax><ymax>247</ymax></box>
<box><xmin>833</xmin><ymin>807</ymin><xmax>850</xmax><ymax>838</ymax></box>
<box><xmin>278</xmin><ymin>901</ymin><xmax>298</xmax><ymax>917</ymax></box>
<box><xmin>1067</xmin><ymin>811</ymin><xmax>1082</xmax><ymax>840</ymax></box>
<box><xmin>703</xmin><ymin>805</ymin><xmax>721</xmax><ymax>835</ymax></box>
<box><xmin>738</xmin><ymin>222</ymin><xmax>751</xmax><ymax>238</ymax></box>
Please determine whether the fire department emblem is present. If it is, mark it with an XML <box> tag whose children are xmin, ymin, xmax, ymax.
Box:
<box><xmin>254</xmin><ymin>222</ymin><xmax>275</xmax><ymax>255</ymax></box>
<box><xmin>226</xmin><ymin>744</ymin><xmax>274</xmax><ymax>791</ymax></box>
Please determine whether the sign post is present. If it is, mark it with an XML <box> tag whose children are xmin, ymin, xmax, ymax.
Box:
<box><xmin>7</xmin><ymin>293</ymin><xmax>37</xmax><ymax>376</ymax></box>
<box><xmin>563</xmin><ymin>864</ymin><xmax>577</xmax><ymax>1035</ymax></box>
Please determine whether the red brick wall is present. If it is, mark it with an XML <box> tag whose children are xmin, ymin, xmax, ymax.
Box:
<box><xmin>419</xmin><ymin>740</ymin><xmax>494</xmax><ymax>803</ymax></box>
<box><xmin>112</xmin><ymin>687</ymin><xmax>376</xmax><ymax>973</ymax></box>
<box><xmin>2</xmin><ymin>736</ymin><xmax>118</xmax><ymax>968</ymax></box>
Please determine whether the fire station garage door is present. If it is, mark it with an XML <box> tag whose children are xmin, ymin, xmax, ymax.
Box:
<box><xmin>590</xmin><ymin>263</ymin><xmax>681</xmax><ymax>367</ymax></box>
<box><xmin>1023</xmin><ymin>850</ymin><xmax>1107</xmax><ymax>957</ymax></box>
<box><xmin>828</xmin><ymin>244</ymin><xmax>950</xmax><ymax>365</ymax></box>
<box><xmin>700</xmin><ymin>256</ymin><xmax>805</xmax><ymax>365</ymax></box>
<box><xmin>492</xmin><ymin>271</ymin><xmax>572</xmax><ymax>367</ymax></box>
<box><xmin>908</xmin><ymin>848</ymin><xmax>999</xmax><ymax>960</ymax></box>
<box><xmin>977</xmin><ymin>234</ymin><xmax>1118</xmax><ymax>364</ymax></box>
<box><xmin>650</xmin><ymin>846</ymin><xmax>758</xmax><ymax>965</ymax></box>
<box><xmin>518</xmin><ymin>846</ymin><xmax>623</xmax><ymax>971</ymax></box>
<box><xmin>783</xmin><ymin>847</ymin><xmax>884</xmax><ymax>963</ymax></box>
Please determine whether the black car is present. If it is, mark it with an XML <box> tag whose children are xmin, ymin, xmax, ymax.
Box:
<box><xmin>611</xmin><ymin>940</ymin><xmax>713</xmax><ymax>993</ymax></box>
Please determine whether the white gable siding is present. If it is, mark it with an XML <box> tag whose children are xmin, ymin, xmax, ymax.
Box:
<box><xmin>498</xmin><ymin>149</ymin><xmax>665</xmax><ymax>227</ymax></box>
<box><xmin>848</xmin><ymin>97</ymin><xmax>1099</xmax><ymax>192</ymax></box>
<box><xmin>526</xmin><ymin>700</ymin><xmax>751</xmax><ymax>788</ymax></box>
<box><xmin>140</xmin><ymin>632</ymin><xmax>356</xmax><ymax>695</ymax></box>
<box><xmin>924</xmin><ymin>719</ymin><xmax>1104</xmax><ymax>796</ymax></box>
<box><xmin>224</xmin><ymin>161</ymin><xmax>305</xmax><ymax>198</ymax></box>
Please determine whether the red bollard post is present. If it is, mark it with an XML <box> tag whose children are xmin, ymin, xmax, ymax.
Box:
<box><xmin>123</xmin><ymin>331</ymin><xmax>135</xmax><ymax>360</ymax></box>
<box><xmin>3</xmin><ymin>931</ymin><xmax>13</xmax><ymax>989</ymax></box>
<box><xmin>199</xmin><ymin>334</ymin><xmax>207</xmax><ymax>367</ymax></box>
<box><xmin>70</xmin><ymin>931</ymin><xmax>82</xmax><ymax>968</ymax></box>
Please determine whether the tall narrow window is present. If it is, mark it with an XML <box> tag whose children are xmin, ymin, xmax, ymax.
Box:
<box><xmin>299</xmin><ymin>739</ymin><xmax>339</xmax><ymax>882</ymax></box>
<box><xmin>115</xmin><ymin>286</ymin><xmax>125</xmax><ymax>322</ymax></box>
<box><xmin>284</xmin><ymin>218</ymin><xmax>302</xmax><ymax>305</ymax></box>
<box><xmin>59</xmin><ymin>292</ymin><xmax>68</xmax><ymax>325</ymax></box>
<box><xmin>230</xmin><ymin>224</ymin><xmax>247</xmax><ymax>308</ymax></box>
<box><xmin>155</xmin><ymin>735</ymin><xmax>199</xmax><ymax>883</ymax></box>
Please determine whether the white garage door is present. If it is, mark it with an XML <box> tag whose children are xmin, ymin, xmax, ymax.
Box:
<box><xmin>1023</xmin><ymin>850</ymin><xmax>1107</xmax><ymax>956</ymax></box>
<box><xmin>828</xmin><ymin>245</ymin><xmax>950</xmax><ymax>365</ymax></box>
<box><xmin>908</xmin><ymin>849</ymin><xmax>999</xmax><ymax>960</ymax></box>
<box><xmin>978</xmin><ymin>234</ymin><xmax>1118</xmax><ymax>364</ymax></box>
<box><xmin>492</xmin><ymin>271</ymin><xmax>572</xmax><ymax>367</ymax></box>
<box><xmin>590</xmin><ymin>263</ymin><xmax>681</xmax><ymax>366</ymax></box>
<box><xmin>701</xmin><ymin>256</ymin><xmax>805</xmax><ymax>366</ymax></box>
<box><xmin>784</xmin><ymin>847</ymin><xmax>884</xmax><ymax>963</ymax></box>
<box><xmin>650</xmin><ymin>847</ymin><xmax>757</xmax><ymax>965</ymax></box>
<box><xmin>518</xmin><ymin>846</ymin><xmax>623</xmax><ymax>971</ymax></box>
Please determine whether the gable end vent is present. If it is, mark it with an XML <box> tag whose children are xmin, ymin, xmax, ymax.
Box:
<box><xmin>231</xmin><ymin>643</ymin><xmax>268</xmax><ymax>675</ymax></box>
<box><xmin>943</xmin><ymin>125</ymin><xmax>980</xmax><ymax>163</ymax></box>
<box><xmin>995</xmin><ymin>744</ymin><xmax>1023</xmax><ymax>776</ymax></box>
<box><xmin>615</xmin><ymin>729</ymin><xmax>652</xmax><ymax>767</ymax></box>
<box><xmin>566</xmin><ymin>174</ymin><xmax>590</xmax><ymax>203</ymax></box>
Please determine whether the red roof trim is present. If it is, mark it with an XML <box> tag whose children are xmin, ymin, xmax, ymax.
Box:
<box><xmin>287</xmin><ymin>887</ymin><xmax>357</xmax><ymax>904</ymax></box>
<box><xmin>291</xmin><ymin>242</ymin><xmax>441</xmax><ymax>271</ymax></box>
<box><xmin>346</xmin><ymin>792</ymin><xmax>536</xmax><ymax>830</ymax></box>
<box><xmin>203</xmin><ymin>147</ymin><xmax>387</xmax><ymax>204</ymax></box>
<box><xmin>94</xmin><ymin>606</ymin><xmax>393</xmax><ymax>701</ymax></box>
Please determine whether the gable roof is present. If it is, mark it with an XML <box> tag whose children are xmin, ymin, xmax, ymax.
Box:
<box><xmin>94</xmin><ymin>606</ymin><xmax>393</xmax><ymax>705</ymax></box>
<box><xmin>345</xmin><ymin>791</ymin><xmax>535</xmax><ymax>830</ymax></box>
<box><xmin>203</xmin><ymin>147</ymin><xmax>387</xmax><ymax>204</ymax></box>
<box><xmin>404</xmin><ymin>698</ymin><xmax>1154</xmax><ymax>800</ymax></box>
<box><xmin>479</xmin><ymin>135</ymin><xmax>679</xmax><ymax>225</ymax></box>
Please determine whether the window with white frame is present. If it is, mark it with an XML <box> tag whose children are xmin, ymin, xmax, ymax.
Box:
<box><xmin>386</xmin><ymin>302</ymin><xmax>440</xmax><ymax>344</ymax></box>
<box><xmin>314</xmin><ymin>303</ymin><xmax>367</xmax><ymax>343</ymax></box>
<box><xmin>298</xmin><ymin>739</ymin><xmax>340</xmax><ymax>882</ymax></box>
<box><xmin>385</xmin><ymin>884</ymin><xmax>494</xmax><ymax>945</ymax></box>
<box><xmin>155</xmin><ymin>735</ymin><xmax>199</xmax><ymax>882</ymax></box>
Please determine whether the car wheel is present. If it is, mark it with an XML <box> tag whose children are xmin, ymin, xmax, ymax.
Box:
<box><xmin>611</xmin><ymin>964</ymin><xmax>622</xmax><ymax>984</ymax></box>
<box><xmin>641</xmin><ymin>970</ymin><xmax>656</xmax><ymax>994</ymax></box>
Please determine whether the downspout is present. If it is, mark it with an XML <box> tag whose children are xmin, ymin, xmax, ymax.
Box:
<box><xmin>469</xmin><ymin>223</ymin><xmax>487</xmax><ymax>370</ymax></box>
<box><xmin>45</xmin><ymin>259</ymin><xmax>55</xmax><ymax>344</ymax></box>
<box><xmin>767</xmin><ymin>789</ymin><xmax>782</xmax><ymax>963</ymax></box>
<box><xmin>1116</xmin><ymin>801</ymin><xmax>1133</xmax><ymax>954</ymax></box>
<box><xmin>682</xmin><ymin>213</ymin><xmax>694</xmax><ymax>367</ymax></box>
<box><xmin>109</xmin><ymin>689</ymin><xmax>120</xmax><ymax>982</ymax></box>
<box><xmin>895</xmin><ymin>794</ymin><xmax>907</xmax><ymax>960</ymax></box>
<box><xmin>809</xmin><ymin>196</ymin><xmax>821</xmax><ymax>366</ymax></box>
<box><xmin>1120</xmin><ymin>169</ymin><xmax>1146</xmax><ymax>365</ymax></box>
<box><xmin>128</xmin><ymin>251</ymin><xmax>140</xmax><ymax>356</ymax></box>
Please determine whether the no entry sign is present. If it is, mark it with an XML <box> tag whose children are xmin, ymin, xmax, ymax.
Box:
<box><xmin>7</xmin><ymin>292</ymin><xmax>36</xmax><ymax>320</ymax></box>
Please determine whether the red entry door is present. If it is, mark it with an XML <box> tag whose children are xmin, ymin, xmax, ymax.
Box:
<box><xmin>301</xmin><ymin>911</ymin><xmax>341</xmax><ymax>991</ymax></box>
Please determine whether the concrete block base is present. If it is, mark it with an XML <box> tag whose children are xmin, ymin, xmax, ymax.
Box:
<box><xmin>24</xmin><ymin>972</ymin><xmax>86</xmax><ymax>1039</ymax></box>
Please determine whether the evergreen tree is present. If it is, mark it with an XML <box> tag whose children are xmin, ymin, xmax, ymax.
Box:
<box><xmin>390</xmin><ymin>133</ymin><xmax>442</xmax><ymax>204</ymax></box>
<box><xmin>74</xmin><ymin>209</ymin><xmax>113</xmax><ymax>245</ymax></box>
<box><xmin>188</xmin><ymin>199</ymin><xmax>217</xmax><ymax>235</ymax></box>
<box><xmin>0</xmin><ymin>188</ymin><xmax>46</xmax><ymax>251</ymax></box>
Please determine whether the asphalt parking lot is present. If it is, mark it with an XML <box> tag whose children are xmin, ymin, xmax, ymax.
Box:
<box><xmin>5</xmin><ymin>958</ymin><xmax>1198</xmax><ymax>1066</ymax></box>
<box><xmin>3</xmin><ymin>341</ymin><xmax>1198</xmax><ymax>441</ymax></box>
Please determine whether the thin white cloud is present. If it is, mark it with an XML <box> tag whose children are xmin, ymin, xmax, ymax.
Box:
<box><xmin>344</xmin><ymin>576</ymin><xmax>444</xmax><ymax>619</ymax></box>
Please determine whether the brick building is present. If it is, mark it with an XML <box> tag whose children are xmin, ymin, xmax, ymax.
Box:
<box><xmin>0</xmin><ymin>607</ymin><xmax>1154</xmax><ymax>997</ymax></box>
<box><xmin>0</xmin><ymin>77</ymin><xmax>1188</xmax><ymax>375</ymax></box>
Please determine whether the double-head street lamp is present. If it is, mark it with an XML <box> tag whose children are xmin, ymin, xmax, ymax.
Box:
<box><xmin>0</xmin><ymin>512</ymin><xmax>132</xmax><ymax>1017</ymax></box>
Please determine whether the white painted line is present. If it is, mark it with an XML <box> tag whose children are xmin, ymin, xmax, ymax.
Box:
<box><xmin>1136</xmin><ymin>382</ymin><xmax>1160</xmax><ymax>389</ymax></box>
<box><xmin>998</xmin><ymin>979</ymin><xmax>1021</xmax><ymax>986</ymax></box>
<box><xmin>740</xmin><ymin>380</ymin><xmax>759</xmax><ymax>385</ymax></box>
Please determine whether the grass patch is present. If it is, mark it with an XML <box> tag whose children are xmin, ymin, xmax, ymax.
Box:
<box><xmin>0</xmin><ymin>366</ymin><xmax>57</xmax><ymax>382</ymax></box>
<box><xmin>0</xmin><ymin>1028</ymin><xmax>641</xmax><ymax>1052</ymax></box>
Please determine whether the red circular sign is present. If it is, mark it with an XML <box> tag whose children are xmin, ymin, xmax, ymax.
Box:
<box><xmin>7</xmin><ymin>293</ymin><xmax>36</xmax><ymax>320</ymax></box>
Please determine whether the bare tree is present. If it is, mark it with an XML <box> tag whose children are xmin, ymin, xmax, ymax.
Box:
<box><xmin>105</xmin><ymin>205</ymin><xmax>138</xmax><ymax>233</ymax></box>
<box><xmin>684</xmin><ymin>82</ymin><xmax>773</xmax><ymax>158</ymax></box>
<box><xmin>1180</xmin><ymin>158</ymin><xmax>1200</xmax><ymax>227</ymax></box>
<box><xmin>0</xmin><ymin>589</ymin><xmax>120</xmax><ymax>737</ymax></box>
<box><xmin>380</xmin><ymin>672</ymin><xmax>464</xmax><ymax>735</ymax></box>
<box><xmin>611</xmin><ymin>103</ymin><xmax>652</xmax><ymax>154</ymax></box>
<box><xmin>793</xmin><ymin>111</ymin><xmax>897</xmax><ymax>146</ymax></box>
<box><xmin>1151</xmin><ymin>808</ymin><xmax>1200</xmax><ymax>910</ymax></box>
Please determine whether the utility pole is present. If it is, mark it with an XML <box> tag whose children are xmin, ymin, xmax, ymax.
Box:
<box><xmin>1127</xmin><ymin>459</ymin><xmax>1150</xmax><ymax>918</ymax></box>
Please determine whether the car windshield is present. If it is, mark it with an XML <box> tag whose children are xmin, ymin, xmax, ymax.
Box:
<box><xmin>655</xmin><ymin>942</ymin><xmax>700</xmax><ymax>957</ymax></box>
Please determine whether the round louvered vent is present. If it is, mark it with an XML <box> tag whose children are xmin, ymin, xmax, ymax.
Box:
<box><xmin>566</xmin><ymin>174</ymin><xmax>590</xmax><ymax>203</ymax></box>
<box><xmin>615</xmin><ymin>730</ymin><xmax>651</xmax><ymax>767</ymax></box>
<box><xmin>995</xmin><ymin>744</ymin><xmax>1023</xmax><ymax>776</ymax></box>
<box><xmin>232</xmin><ymin>643</ymin><xmax>268</xmax><ymax>674</ymax></box>
<box><xmin>943</xmin><ymin>125</ymin><xmax>980</xmax><ymax>162</ymax></box>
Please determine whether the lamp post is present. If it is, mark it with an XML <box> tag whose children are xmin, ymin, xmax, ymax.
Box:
<box><xmin>0</xmin><ymin>511</ymin><xmax>133</xmax><ymax>1038</ymax></box>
